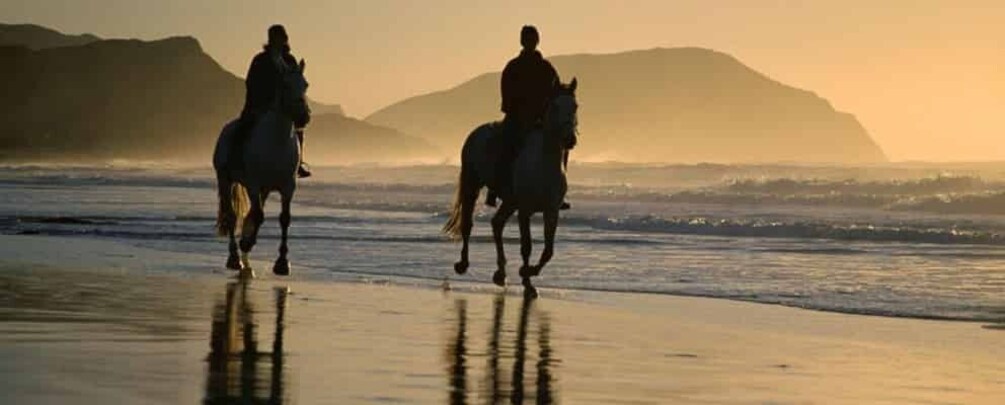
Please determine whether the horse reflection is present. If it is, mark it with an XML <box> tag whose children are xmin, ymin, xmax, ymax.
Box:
<box><xmin>205</xmin><ymin>281</ymin><xmax>289</xmax><ymax>404</ymax></box>
<box><xmin>447</xmin><ymin>294</ymin><xmax>557</xmax><ymax>404</ymax></box>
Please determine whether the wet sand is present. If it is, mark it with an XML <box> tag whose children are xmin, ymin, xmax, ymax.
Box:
<box><xmin>1</xmin><ymin>235</ymin><xmax>1002</xmax><ymax>404</ymax></box>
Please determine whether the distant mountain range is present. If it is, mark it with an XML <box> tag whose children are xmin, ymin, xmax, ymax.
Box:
<box><xmin>0</xmin><ymin>23</ymin><xmax>99</xmax><ymax>49</ymax></box>
<box><xmin>1</xmin><ymin>23</ymin><xmax>886</xmax><ymax>164</ymax></box>
<box><xmin>0</xmin><ymin>23</ymin><xmax>437</xmax><ymax>164</ymax></box>
<box><xmin>367</xmin><ymin>48</ymin><xmax>887</xmax><ymax>163</ymax></box>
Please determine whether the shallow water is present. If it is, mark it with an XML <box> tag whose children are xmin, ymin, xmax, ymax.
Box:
<box><xmin>2</xmin><ymin>263</ymin><xmax>1002</xmax><ymax>404</ymax></box>
<box><xmin>0</xmin><ymin>165</ymin><xmax>1003</xmax><ymax>321</ymax></box>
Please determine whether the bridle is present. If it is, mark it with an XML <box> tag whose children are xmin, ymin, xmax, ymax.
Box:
<box><xmin>273</xmin><ymin>64</ymin><xmax>310</xmax><ymax>128</ymax></box>
<box><xmin>545</xmin><ymin>93</ymin><xmax>579</xmax><ymax>150</ymax></box>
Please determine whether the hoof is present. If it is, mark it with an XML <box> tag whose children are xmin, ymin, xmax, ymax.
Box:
<box><xmin>492</xmin><ymin>269</ymin><xmax>507</xmax><ymax>287</ymax></box>
<box><xmin>523</xmin><ymin>283</ymin><xmax>539</xmax><ymax>299</ymax></box>
<box><xmin>226</xmin><ymin>254</ymin><xmax>243</xmax><ymax>271</ymax></box>
<box><xmin>240</xmin><ymin>252</ymin><xmax>251</xmax><ymax>271</ymax></box>
<box><xmin>454</xmin><ymin>261</ymin><xmax>469</xmax><ymax>275</ymax></box>
<box><xmin>519</xmin><ymin>265</ymin><xmax>541</xmax><ymax>279</ymax></box>
<box><xmin>237</xmin><ymin>267</ymin><xmax>256</xmax><ymax>280</ymax></box>
<box><xmin>273</xmin><ymin>257</ymin><xmax>291</xmax><ymax>276</ymax></box>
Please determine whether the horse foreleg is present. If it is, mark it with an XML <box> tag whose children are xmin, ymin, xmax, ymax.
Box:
<box><xmin>239</xmin><ymin>190</ymin><xmax>265</xmax><ymax>274</ymax></box>
<box><xmin>273</xmin><ymin>190</ymin><xmax>293</xmax><ymax>276</ymax></box>
<box><xmin>523</xmin><ymin>210</ymin><xmax>558</xmax><ymax>282</ymax></box>
<box><xmin>517</xmin><ymin>211</ymin><xmax>539</xmax><ymax>298</ymax></box>
<box><xmin>517</xmin><ymin>211</ymin><xmax>532</xmax><ymax>272</ymax></box>
<box><xmin>491</xmin><ymin>203</ymin><xmax>517</xmax><ymax>287</ymax></box>
<box><xmin>539</xmin><ymin>210</ymin><xmax>558</xmax><ymax>270</ymax></box>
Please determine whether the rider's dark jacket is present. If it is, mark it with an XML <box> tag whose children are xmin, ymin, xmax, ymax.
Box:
<box><xmin>501</xmin><ymin>50</ymin><xmax>560</xmax><ymax>127</ymax></box>
<box><xmin>242</xmin><ymin>46</ymin><xmax>298</xmax><ymax>117</ymax></box>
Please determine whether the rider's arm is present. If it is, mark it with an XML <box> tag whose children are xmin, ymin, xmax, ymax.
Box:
<box><xmin>281</xmin><ymin>53</ymin><xmax>298</xmax><ymax>70</ymax></box>
<box><xmin>245</xmin><ymin>55</ymin><xmax>271</xmax><ymax>112</ymax></box>
<box><xmin>501</xmin><ymin>61</ymin><xmax>515</xmax><ymax>114</ymax></box>
<box><xmin>545</xmin><ymin>60</ymin><xmax>560</xmax><ymax>87</ymax></box>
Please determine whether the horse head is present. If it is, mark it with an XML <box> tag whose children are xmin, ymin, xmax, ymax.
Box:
<box><xmin>547</xmin><ymin>77</ymin><xmax>578</xmax><ymax>151</ymax></box>
<box><xmin>278</xmin><ymin>59</ymin><xmax>311</xmax><ymax>128</ymax></box>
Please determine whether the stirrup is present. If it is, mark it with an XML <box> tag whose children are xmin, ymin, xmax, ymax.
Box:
<box><xmin>560</xmin><ymin>201</ymin><xmax>571</xmax><ymax>210</ymax></box>
<box><xmin>297</xmin><ymin>163</ymin><xmax>312</xmax><ymax>178</ymax></box>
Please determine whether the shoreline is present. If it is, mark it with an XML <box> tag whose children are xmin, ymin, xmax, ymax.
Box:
<box><xmin>1</xmin><ymin>234</ymin><xmax>1003</xmax><ymax>403</ymax></box>
<box><xmin>1</xmin><ymin>234</ymin><xmax>1000</xmax><ymax>325</ymax></box>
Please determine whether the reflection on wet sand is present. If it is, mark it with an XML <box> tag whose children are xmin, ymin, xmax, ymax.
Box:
<box><xmin>447</xmin><ymin>294</ymin><xmax>557</xmax><ymax>404</ymax></box>
<box><xmin>204</xmin><ymin>281</ymin><xmax>289</xmax><ymax>404</ymax></box>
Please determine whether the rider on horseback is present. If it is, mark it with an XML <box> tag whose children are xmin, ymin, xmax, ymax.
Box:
<box><xmin>486</xmin><ymin>25</ymin><xmax>570</xmax><ymax>210</ymax></box>
<box><xmin>230</xmin><ymin>24</ymin><xmax>312</xmax><ymax>178</ymax></box>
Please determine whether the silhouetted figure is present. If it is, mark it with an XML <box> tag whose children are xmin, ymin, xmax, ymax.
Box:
<box><xmin>444</xmin><ymin>79</ymin><xmax>578</xmax><ymax>290</ymax></box>
<box><xmin>486</xmin><ymin>25</ymin><xmax>569</xmax><ymax>210</ymax></box>
<box><xmin>230</xmin><ymin>25</ymin><xmax>312</xmax><ymax>178</ymax></box>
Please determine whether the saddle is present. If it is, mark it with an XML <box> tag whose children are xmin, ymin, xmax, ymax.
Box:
<box><xmin>226</xmin><ymin>115</ymin><xmax>259</xmax><ymax>174</ymax></box>
<box><xmin>485</xmin><ymin>120</ymin><xmax>542</xmax><ymax>161</ymax></box>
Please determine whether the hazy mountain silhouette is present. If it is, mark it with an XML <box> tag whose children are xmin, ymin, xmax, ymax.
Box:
<box><xmin>307</xmin><ymin>113</ymin><xmax>439</xmax><ymax>163</ymax></box>
<box><xmin>367</xmin><ymin>47</ymin><xmax>887</xmax><ymax>163</ymax></box>
<box><xmin>0</xmin><ymin>28</ymin><xmax>437</xmax><ymax>163</ymax></box>
<box><xmin>309</xmin><ymin>100</ymin><xmax>345</xmax><ymax>116</ymax></box>
<box><xmin>0</xmin><ymin>23</ymin><xmax>100</xmax><ymax>49</ymax></box>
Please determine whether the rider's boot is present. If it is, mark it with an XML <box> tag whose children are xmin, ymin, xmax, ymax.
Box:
<box><xmin>295</xmin><ymin>128</ymin><xmax>312</xmax><ymax>178</ymax></box>
<box><xmin>297</xmin><ymin>164</ymin><xmax>312</xmax><ymax>178</ymax></box>
<box><xmin>560</xmin><ymin>150</ymin><xmax>571</xmax><ymax>210</ymax></box>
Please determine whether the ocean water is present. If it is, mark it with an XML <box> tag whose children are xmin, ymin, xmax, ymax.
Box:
<box><xmin>1</xmin><ymin>164</ymin><xmax>1003</xmax><ymax>322</ymax></box>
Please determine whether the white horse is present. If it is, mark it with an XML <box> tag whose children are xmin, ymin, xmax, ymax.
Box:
<box><xmin>443</xmin><ymin>78</ymin><xmax>579</xmax><ymax>297</ymax></box>
<box><xmin>213</xmin><ymin>59</ymin><xmax>310</xmax><ymax>277</ymax></box>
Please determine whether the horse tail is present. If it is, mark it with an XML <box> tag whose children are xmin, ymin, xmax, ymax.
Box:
<box><xmin>230</xmin><ymin>183</ymin><xmax>249</xmax><ymax>232</ymax></box>
<box><xmin>442</xmin><ymin>168</ymin><xmax>466</xmax><ymax>239</ymax></box>
<box><xmin>215</xmin><ymin>177</ymin><xmax>230</xmax><ymax>237</ymax></box>
<box><xmin>215</xmin><ymin>179</ymin><xmax>250</xmax><ymax>237</ymax></box>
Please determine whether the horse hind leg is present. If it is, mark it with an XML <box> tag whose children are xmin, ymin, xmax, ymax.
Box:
<box><xmin>454</xmin><ymin>174</ymin><xmax>480</xmax><ymax>275</ymax></box>
<box><xmin>216</xmin><ymin>177</ymin><xmax>244</xmax><ymax>271</ymax></box>
<box><xmin>238</xmin><ymin>190</ymin><xmax>265</xmax><ymax>277</ymax></box>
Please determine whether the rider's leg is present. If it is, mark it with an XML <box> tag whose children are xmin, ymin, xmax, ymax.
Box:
<box><xmin>486</xmin><ymin>148</ymin><xmax>514</xmax><ymax>208</ymax></box>
<box><xmin>486</xmin><ymin>117</ymin><xmax>521</xmax><ymax>207</ymax></box>
<box><xmin>230</xmin><ymin>113</ymin><xmax>255</xmax><ymax>174</ymax></box>
<box><xmin>560</xmin><ymin>149</ymin><xmax>571</xmax><ymax>210</ymax></box>
<box><xmin>295</xmin><ymin>128</ymin><xmax>312</xmax><ymax>178</ymax></box>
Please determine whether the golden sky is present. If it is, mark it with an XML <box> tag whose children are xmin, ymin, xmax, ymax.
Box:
<box><xmin>3</xmin><ymin>0</ymin><xmax>1002</xmax><ymax>161</ymax></box>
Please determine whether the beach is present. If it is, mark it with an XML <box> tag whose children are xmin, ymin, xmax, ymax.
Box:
<box><xmin>2</xmin><ymin>234</ymin><xmax>1002</xmax><ymax>404</ymax></box>
<box><xmin>4</xmin><ymin>6</ymin><xmax>1005</xmax><ymax>404</ymax></box>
